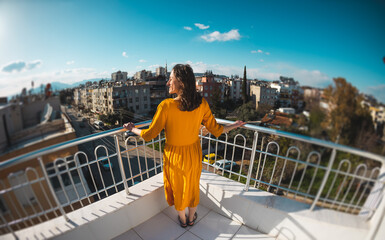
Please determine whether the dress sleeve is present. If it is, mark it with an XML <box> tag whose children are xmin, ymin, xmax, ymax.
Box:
<box><xmin>202</xmin><ymin>99</ymin><xmax>223</xmax><ymax>138</ymax></box>
<box><xmin>140</xmin><ymin>101</ymin><xmax>167</xmax><ymax>141</ymax></box>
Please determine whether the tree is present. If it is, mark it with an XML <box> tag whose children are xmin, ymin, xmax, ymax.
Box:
<box><xmin>235</xmin><ymin>101</ymin><xmax>257</xmax><ymax>122</ymax></box>
<box><xmin>309</xmin><ymin>104</ymin><xmax>326</xmax><ymax>138</ymax></box>
<box><xmin>256</xmin><ymin>103</ymin><xmax>271</xmax><ymax>119</ymax></box>
<box><xmin>210</xmin><ymin>88</ymin><xmax>226</xmax><ymax>118</ymax></box>
<box><xmin>321</xmin><ymin>78</ymin><xmax>376</xmax><ymax>149</ymax></box>
<box><xmin>242</xmin><ymin>66</ymin><xmax>248</xmax><ymax>104</ymax></box>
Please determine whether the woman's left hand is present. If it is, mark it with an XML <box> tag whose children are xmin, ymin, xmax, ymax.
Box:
<box><xmin>123</xmin><ymin>122</ymin><xmax>135</xmax><ymax>131</ymax></box>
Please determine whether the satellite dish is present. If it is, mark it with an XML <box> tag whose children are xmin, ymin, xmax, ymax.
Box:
<box><xmin>40</xmin><ymin>103</ymin><xmax>53</xmax><ymax>124</ymax></box>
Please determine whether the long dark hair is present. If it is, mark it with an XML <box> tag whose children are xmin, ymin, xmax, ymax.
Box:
<box><xmin>172</xmin><ymin>64</ymin><xmax>202</xmax><ymax>111</ymax></box>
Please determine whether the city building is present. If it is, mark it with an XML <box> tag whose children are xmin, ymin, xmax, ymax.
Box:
<box><xmin>0</xmin><ymin>95</ymin><xmax>82</xmax><ymax>224</ymax></box>
<box><xmin>89</xmin><ymin>83</ymin><xmax>151</xmax><ymax>116</ymax></box>
<box><xmin>302</xmin><ymin>86</ymin><xmax>322</xmax><ymax>110</ymax></box>
<box><xmin>134</xmin><ymin>70</ymin><xmax>152</xmax><ymax>81</ymax></box>
<box><xmin>155</xmin><ymin>66</ymin><xmax>166</xmax><ymax>77</ymax></box>
<box><xmin>111</xmin><ymin>71</ymin><xmax>128</xmax><ymax>82</ymax></box>
<box><xmin>196</xmin><ymin>71</ymin><xmax>225</xmax><ymax>105</ymax></box>
<box><xmin>270</xmin><ymin>76</ymin><xmax>304</xmax><ymax>110</ymax></box>
<box><xmin>250</xmin><ymin>84</ymin><xmax>278</xmax><ymax>109</ymax></box>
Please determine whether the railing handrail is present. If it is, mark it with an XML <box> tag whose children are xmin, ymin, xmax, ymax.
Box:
<box><xmin>0</xmin><ymin>120</ymin><xmax>152</xmax><ymax>169</ymax></box>
<box><xmin>216</xmin><ymin>119</ymin><xmax>385</xmax><ymax>164</ymax></box>
<box><xmin>1</xmin><ymin>118</ymin><xmax>384</xmax><ymax>169</ymax></box>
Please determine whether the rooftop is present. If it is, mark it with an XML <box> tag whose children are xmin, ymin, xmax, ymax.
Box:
<box><xmin>0</xmin><ymin>119</ymin><xmax>384</xmax><ymax>240</ymax></box>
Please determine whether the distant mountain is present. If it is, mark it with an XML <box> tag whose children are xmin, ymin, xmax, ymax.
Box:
<box><xmin>31</xmin><ymin>78</ymin><xmax>110</xmax><ymax>93</ymax></box>
<box><xmin>14</xmin><ymin>78</ymin><xmax>109</xmax><ymax>97</ymax></box>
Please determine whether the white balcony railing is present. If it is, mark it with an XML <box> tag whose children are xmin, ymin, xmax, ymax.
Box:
<box><xmin>0</xmin><ymin>119</ymin><xmax>384</xmax><ymax>239</ymax></box>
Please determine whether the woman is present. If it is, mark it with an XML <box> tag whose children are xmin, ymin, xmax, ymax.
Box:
<box><xmin>124</xmin><ymin>64</ymin><xmax>245</xmax><ymax>227</ymax></box>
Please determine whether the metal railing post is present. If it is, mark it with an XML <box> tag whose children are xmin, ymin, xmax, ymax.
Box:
<box><xmin>0</xmin><ymin>213</ymin><xmax>17</xmax><ymax>239</ymax></box>
<box><xmin>114</xmin><ymin>135</ymin><xmax>130</xmax><ymax>195</ymax></box>
<box><xmin>310</xmin><ymin>148</ymin><xmax>337</xmax><ymax>211</ymax></box>
<box><xmin>244</xmin><ymin>131</ymin><xmax>259</xmax><ymax>191</ymax></box>
<box><xmin>38</xmin><ymin>157</ymin><xmax>69</xmax><ymax>221</ymax></box>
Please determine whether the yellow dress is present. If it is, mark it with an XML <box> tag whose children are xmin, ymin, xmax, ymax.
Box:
<box><xmin>140</xmin><ymin>98</ymin><xmax>223</xmax><ymax>210</ymax></box>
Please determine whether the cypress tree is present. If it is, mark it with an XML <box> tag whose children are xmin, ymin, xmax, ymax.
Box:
<box><xmin>242</xmin><ymin>65</ymin><xmax>248</xmax><ymax>104</ymax></box>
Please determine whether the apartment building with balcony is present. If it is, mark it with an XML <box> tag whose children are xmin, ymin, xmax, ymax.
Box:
<box><xmin>89</xmin><ymin>83</ymin><xmax>151</xmax><ymax>116</ymax></box>
<box><xmin>196</xmin><ymin>71</ymin><xmax>225</xmax><ymax>105</ymax></box>
<box><xmin>270</xmin><ymin>76</ymin><xmax>304</xmax><ymax>110</ymax></box>
<box><xmin>134</xmin><ymin>70</ymin><xmax>152</xmax><ymax>81</ymax></box>
<box><xmin>155</xmin><ymin>66</ymin><xmax>166</xmax><ymax>77</ymax></box>
<box><xmin>250</xmin><ymin>84</ymin><xmax>278</xmax><ymax>109</ymax></box>
<box><xmin>111</xmin><ymin>70</ymin><xmax>128</xmax><ymax>82</ymax></box>
<box><xmin>0</xmin><ymin>96</ymin><xmax>80</xmax><ymax>227</ymax></box>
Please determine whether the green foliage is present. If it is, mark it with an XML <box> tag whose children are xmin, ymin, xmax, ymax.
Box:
<box><xmin>234</xmin><ymin>101</ymin><xmax>258</xmax><ymax>122</ymax></box>
<box><xmin>321</xmin><ymin>78</ymin><xmax>379</xmax><ymax>153</ymax></box>
<box><xmin>59</xmin><ymin>89</ymin><xmax>73</xmax><ymax>104</ymax></box>
<box><xmin>210</xmin><ymin>88</ymin><xmax>227</xmax><ymax>118</ymax></box>
<box><xmin>148</xmin><ymin>140</ymin><xmax>165</xmax><ymax>152</ymax></box>
<box><xmin>309</xmin><ymin>105</ymin><xmax>326</xmax><ymax>137</ymax></box>
<box><xmin>99</xmin><ymin>113</ymin><xmax>119</xmax><ymax>126</ymax></box>
<box><xmin>256</xmin><ymin>103</ymin><xmax>271</xmax><ymax>118</ymax></box>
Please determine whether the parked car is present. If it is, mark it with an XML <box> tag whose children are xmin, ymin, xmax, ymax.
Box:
<box><xmin>203</xmin><ymin>153</ymin><xmax>223</xmax><ymax>164</ymax></box>
<box><xmin>124</xmin><ymin>131</ymin><xmax>136</xmax><ymax>138</ymax></box>
<box><xmin>82</xmin><ymin>117</ymin><xmax>87</xmax><ymax>122</ymax></box>
<box><xmin>79</xmin><ymin>122</ymin><xmax>85</xmax><ymax>128</ymax></box>
<box><xmin>93</xmin><ymin>120</ymin><xmax>104</xmax><ymax>130</ymax></box>
<box><xmin>214</xmin><ymin>160</ymin><xmax>237</xmax><ymax>170</ymax></box>
<box><xmin>98</xmin><ymin>157</ymin><xmax>113</xmax><ymax>170</ymax></box>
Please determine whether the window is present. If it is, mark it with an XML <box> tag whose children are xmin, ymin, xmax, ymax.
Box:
<box><xmin>144</xmin><ymin>97</ymin><xmax>147</xmax><ymax>101</ymax></box>
<box><xmin>0</xmin><ymin>196</ymin><xmax>9</xmax><ymax>214</ymax></box>
<box><xmin>8</xmin><ymin>171</ymin><xmax>37</xmax><ymax>206</ymax></box>
<box><xmin>136</xmin><ymin>105</ymin><xmax>139</xmax><ymax>110</ymax></box>
<box><xmin>143</xmin><ymin>89</ymin><xmax>147</xmax><ymax>93</ymax></box>
<box><xmin>136</xmin><ymin>97</ymin><xmax>139</xmax><ymax>102</ymax></box>
<box><xmin>129</xmin><ymin>98</ymin><xmax>132</xmax><ymax>103</ymax></box>
<box><xmin>135</xmin><ymin>89</ymin><xmax>139</xmax><ymax>94</ymax></box>
<box><xmin>144</xmin><ymin>104</ymin><xmax>148</xmax><ymax>109</ymax></box>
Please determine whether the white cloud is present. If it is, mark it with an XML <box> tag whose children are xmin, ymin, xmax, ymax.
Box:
<box><xmin>0</xmin><ymin>67</ymin><xmax>108</xmax><ymax>97</ymax></box>
<box><xmin>122</xmin><ymin>52</ymin><xmax>128</xmax><ymax>58</ymax></box>
<box><xmin>182</xmin><ymin>60</ymin><xmax>280</xmax><ymax>80</ymax></box>
<box><xmin>1</xmin><ymin>60</ymin><xmax>42</xmax><ymax>73</ymax></box>
<box><xmin>66</xmin><ymin>60</ymin><xmax>75</xmax><ymax>65</ymax></box>
<box><xmin>182</xmin><ymin>61</ymin><xmax>331</xmax><ymax>88</ymax></box>
<box><xmin>201</xmin><ymin>29</ymin><xmax>241</xmax><ymax>42</ymax></box>
<box><xmin>259</xmin><ymin>59</ymin><xmax>264</xmax><ymax>62</ymax></box>
<box><xmin>287</xmin><ymin>68</ymin><xmax>330</xmax><ymax>87</ymax></box>
<box><xmin>139</xmin><ymin>59</ymin><xmax>147</xmax><ymax>63</ymax></box>
<box><xmin>366</xmin><ymin>84</ymin><xmax>385</xmax><ymax>104</ymax></box>
<box><xmin>194</xmin><ymin>23</ymin><xmax>210</xmax><ymax>30</ymax></box>
<box><xmin>184</xmin><ymin>26</ymin><xmax>192</xmax><ymax>31</ymax></box>
<box><xmin>147</xmin><ymin>64</ymin><xmax>160</xmax><ymax>70</ymax></box>
<box><xmin>251</xmin><ymin>50</ymin><xmax>270</xmax><ymax>55</ymax></box>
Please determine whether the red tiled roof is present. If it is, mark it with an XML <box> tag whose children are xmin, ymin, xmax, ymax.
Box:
<box><xmin>261</xmin><ymin>112</ymin><xmax>293</xmax><ymax>127</ymax></box>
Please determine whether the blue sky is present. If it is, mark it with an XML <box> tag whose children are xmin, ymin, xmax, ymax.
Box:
<box><xmin>1</xmin><ymin>0</ymin><xmax>384</xmax><ymax>103</ymax></box>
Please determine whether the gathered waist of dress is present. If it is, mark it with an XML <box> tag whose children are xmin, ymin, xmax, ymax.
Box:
<box><xmin>165</xmin><ymin>138</ymin><xmax>200</xmax><ymax>148</ymax></box>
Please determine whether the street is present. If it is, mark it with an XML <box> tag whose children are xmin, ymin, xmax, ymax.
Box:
<box><xmin>62</xmin><ymin>106</ymin><xmax>162</xmax><ymax>200</ymax></box>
